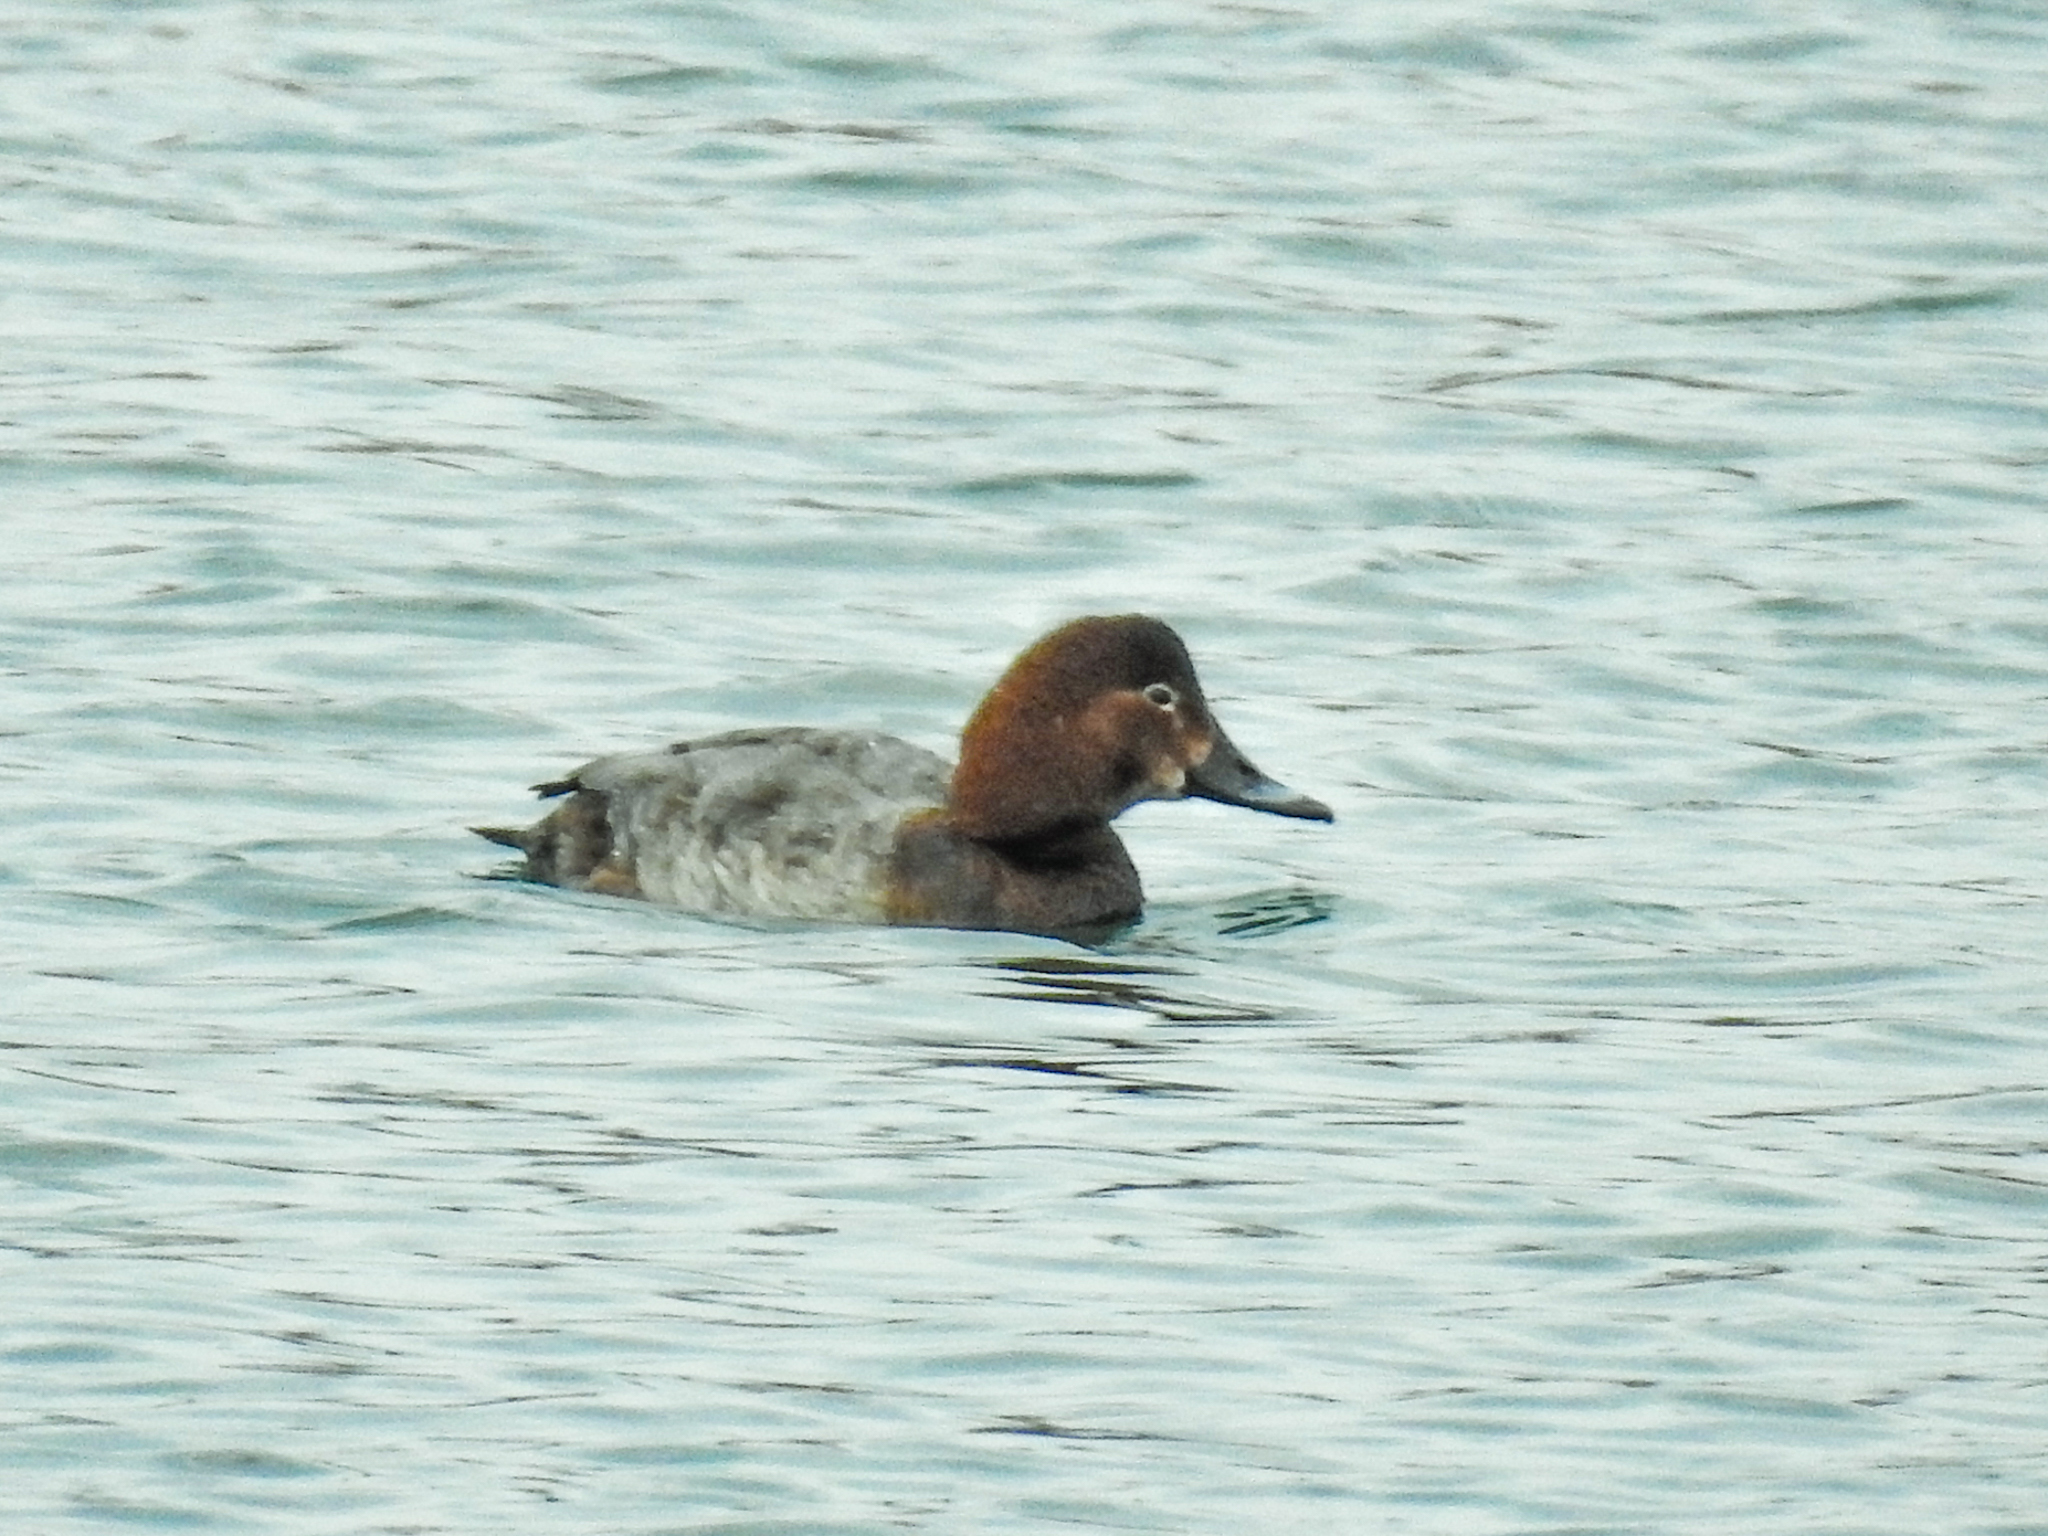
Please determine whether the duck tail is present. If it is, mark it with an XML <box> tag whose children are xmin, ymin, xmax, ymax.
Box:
<box><xmin>472</xmin><ymin>786</ymin><xmax>614</xmax><ymax>888</ymax></box>
<box><xmin>472</xmin><ymin>824</ymin><xmax>534</xmax><ymax>853</ymax></box>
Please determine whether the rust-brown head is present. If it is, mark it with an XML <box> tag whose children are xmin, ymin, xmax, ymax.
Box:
<box><xmin>948</xmin><ymin>615</ymin><xmax>1333</xmax><ymax>846</ymax></box>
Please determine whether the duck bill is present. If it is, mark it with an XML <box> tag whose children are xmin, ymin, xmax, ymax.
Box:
<box><xmin>1186</xmin><ymin>731</ymin><xmax>1333</xmax><ymax>822</ymax></box>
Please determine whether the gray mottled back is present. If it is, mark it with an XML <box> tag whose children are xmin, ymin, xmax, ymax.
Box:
<box><xmin>573</xmin><ymin>728</ymin><xmax>951</xmax><ymax>920</ymax></box>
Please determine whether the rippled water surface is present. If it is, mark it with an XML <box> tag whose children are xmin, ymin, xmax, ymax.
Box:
<box><xmin>6</xmin><ymin>2</ymin><xmax>2048</xmax><ymax>1531</ymax></box>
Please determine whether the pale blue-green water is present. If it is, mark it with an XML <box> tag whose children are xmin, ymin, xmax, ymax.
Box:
<box><xmin>5</xmin><ymin>2</ymin><xmax>2047</xmax><ymax>1532</ymax></box>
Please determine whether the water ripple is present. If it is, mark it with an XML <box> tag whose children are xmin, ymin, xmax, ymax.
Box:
<box><xmin>4</xmin><ymin>1</ymin><xmax>2046</xmax><ymax>1532</ymax></box>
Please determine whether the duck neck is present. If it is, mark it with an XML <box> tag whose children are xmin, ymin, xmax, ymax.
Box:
<box><xmin>973</xmin><ymin>816</ymin><xmax>1120</xmax><ymax>869</ymax></box>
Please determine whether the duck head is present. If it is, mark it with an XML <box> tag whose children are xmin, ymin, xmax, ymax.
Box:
<box><xmin>948</xmin><ymin>615</ymin><xmax>1334</xmax><ymax>845</ymax></box>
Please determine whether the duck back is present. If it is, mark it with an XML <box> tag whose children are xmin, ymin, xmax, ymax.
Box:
<box><xmin>490</xmin><ymin>728</ymin><xmax>950</xmax><ymax>921</ymax></box>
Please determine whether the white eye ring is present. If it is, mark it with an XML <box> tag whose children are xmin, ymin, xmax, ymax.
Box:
<box><xmin>1143</xmin><ymin>683</ymin><xmax>1178</xmax><ymax>709</ymax></box>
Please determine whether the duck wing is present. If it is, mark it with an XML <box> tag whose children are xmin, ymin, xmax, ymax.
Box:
<box><xmin>479</xmin><ymin>727</ymin><xmax>951</xmax><ymax>921</ymax></box>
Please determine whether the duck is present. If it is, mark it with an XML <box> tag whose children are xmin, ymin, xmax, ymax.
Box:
<box><xmin>475</xmin><ymin>614</ymin><xmax>1332</xmax><ymax>939</ymax></box>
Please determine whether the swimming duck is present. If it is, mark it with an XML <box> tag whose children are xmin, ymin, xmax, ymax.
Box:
<box><xmin>476</xmin><ymin>614</ymin><xmax>1332</xmax><ymax>939</ymax></box>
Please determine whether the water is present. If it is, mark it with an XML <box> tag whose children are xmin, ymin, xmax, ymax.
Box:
<box><xmin>5</xmin><ymin>1</ymin><xmax>2047</xmax><ymax>1531</ymax></box>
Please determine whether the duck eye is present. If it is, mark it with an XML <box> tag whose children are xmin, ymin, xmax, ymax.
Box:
<box><xmin>1143</xmin><ymin>683</ymin><xmax>1178</xmax><ymax>710</ymax></box>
